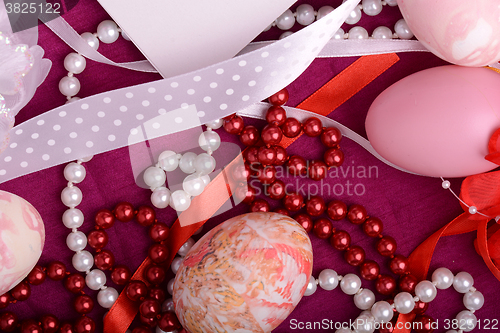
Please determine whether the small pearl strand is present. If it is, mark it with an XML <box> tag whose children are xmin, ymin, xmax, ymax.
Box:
<box><xmin>61</xmin><ymin>156</ymin><xmax>120</xmax><ymax>309</ymax></box>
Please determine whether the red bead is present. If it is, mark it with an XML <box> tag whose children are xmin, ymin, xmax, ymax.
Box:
<box><xmin>327</xmin><ymin>200</ymin><xmax>347</xmax><ymax>220</ymax></box>
<box><xmin>94</xmin><ymin>250</ymin><xmax>115</xmax><ymax>270</ymax></box>
<box><xmin>273</xmin><ymin>146</ymin><xmax>288</xmax><ymax>166</ymax></box>
<box><xmin>149</xmin><ymin>243</ymin><xmax>169</xmax><ymax>263</ymax></box>
<box><xmin>64</xmin><ymin>273</ymin><xmax>86</xmax><ymax>293</ymax></box>
<box><xmin>344</xmin><ymin>245</ymin><xmax>366</xmax><ymax>266</ymax></box>
<box><xmin>243</xmin><ymin>146</ymin><xmax>260</xmax><ymax>165</ymax></box>
<box><xmin>114</xmin><ymin>202</ymin><xmax>135</xmax><ymax>222</ymax></box>
<box><xmin>359</xmin><ymin>260</ymin><xmax>380</xmax><ymax>280</ymax></box>
<box><xmin>148</xmin><ymin>287</ymin><xmax>166</xmax><ymax>303</ymax></box>
<box><xmin>136</xmin><ymin>206</ymin><xmax>156</xmax><ymax>226</ymax></box>
<box><xmin>261</xmin><ymin>124</ymin><xmax>283</xmax><ymax>145</ymax></box>
<box><xmin>281</xmin><ymin>117</ymin><xmax>302</xmax><ymax>138</ymax></box>
<box><xmin>250</xmin><ymin>198</ymin><xmax>270</xmax><ymax>212</ymax></box>
<box><xmin>413</xmin><ymin>315</ymin><xmax>435</xmax><ymax>333</ymax></box>
<box><xmin>306</xmin><ymin>196</ymin><xmax>326</xmax><ymax>216</ymax></box>
<box><xmin>95</xmin><ymin>209</ymin><xmax>115</xmax><ymax>229</ymax></box>
<box><xmin>144</xmin><ymin>264</ymin><xmax>166</xmax><ymax>285</ymax></box>
<box><xmin>347</xmin><ymin>204</ymin><xmax>368</xmax><ymax>225</ymax></box>
<box><xmin>20</xmin><ymin>319</ymin><xmax>42</xmax><ymax>333</ymax></box>
<box><xmin>363</xmin><ymin>217</ymin><xmax>384</xmax><ymax>237</ymax></box>
<box><xmin>223</xmin><ymin>115</ymin><xmax>244</xmax><ymax>135</ymax></box>
<box><xmin>274</xmin><ymin>208</ymin><xmax>289</xmax><ymax>216</ymax></box>
<box><xmin>320</xmin><ymin>127</ymin><xmax>342</xmax><ymax>147</ymax></box>
<box><xmin>303</xmin><ymin>117</ymin><xmax>323</xmax><ymax>137</ymax></box>
<box><xmin>74</xmin><ymin>295</ymin><xmax>94</xmax><ymax>314</ymax></box>
<box><xmin>0</xmin><ymin>293</ymin><xmax>11</xmax><ymax>309</ymax></box>
<box><xmin>313</xmin><ymin>218</ymin><xmax>333</xmax><ymax>239</ymax></box>
<box><xmin>294</xmin><ymin>214</ymin><xmax>313</xmax><ymax>233</ymax></box>
<box><xmin>265</xmin><ymin>105</ymin><xmax>287</xmax><ymax>126</ymax></box>
<box><xmin>267</xmin><ymin>180</ymin><xmax>286</xmax><ymax>200</ymax></box>
<box><xmin>234</xmin><ymin>184</ymin><xmax>256</xmax><ymax>204</ymax></box>
<box><xmin>257</xmin><ymin>165</ymin><xmax>276</xmax><ymax>185</ymax></box>
<box><xmin>58</xmin><ymin>322</ymin><xmax>75</xmax><ymax>333</ymax></box>
<box><xmin>330</xmin><ymin>230</ymin><xmax>351</xmax><ymax>250</ymax></box>
<box><xmin>286</xmin><ymin>155</ymin><xmax>307</xmax><ymax>176</ymax></box>
<box><xmin>126</xmin><ymin>280</ymin><xmax>148</xmax><ymax>302</ymax></box>
<box><xmin>231</xmin><ymin>163</ymin><xmax>251</xmax><ymax>183</ymax></box>
<box><xmin>149</xmin><ymin>223</ymin><xmax>170</xmax><ymax>242</ymax></box>
<box><xmin>139</xmin><ymin>315</ymin><xmax>158</xmax><ymax>327</ymax></box>
<box><xmin>257</xmin><ymin>146</ymin><xmax>277</xmax><ymax>166</ymax></box>
<box><xmin>323</xmin><ymin>148</ymin><xmax>344</xmax><ymax>167</ymax></box>
<box><xmin>308</xmin><ymin>160</ymin><xmax>327</xmax><ymax>181</ymax></box>
<box><xmin>413</xmin><ymin>300</ymin><xmax>429</xmax><ymax>315</ymax></box>
<box><xmin>283</xmin><ymin>193</ymin><xmax>304</xmax><ymax>211</ymax></box>
<box><xmin>376</xmin><ymin>274</ymin><xmax>397</xmax><ymax>295</ymax></box>
<box><xmin>87</xmin><ymin>229</ymin><xmax>109</xmax><ymax>249</ymax></box>
<box><xmin>74</xmin><ymin>316</ymin><xmax>95</xmax><ymax>333</ymax></box>
<box><xmin>389</xmin><ymin>255</ymin><xmax>410</xmax><ymax>275</ymax></box>
<box><xmin>47</xmin><ymin>261</ymin><xmax>67</xmax><ymax>281</ymax></box>
<box><xmin>376</xmin><ymin>236</ymin><xmax>397</xmax><ymax>257</ymax></box>
<box><xmin>0</xmin><ymin>312</ymin><xmax>17</xmax><ymax>332</ymax></box>
<box><xmin>41</xmin><ymin>315</ymin><xmax>59</xmax><ymax>333</ymax></box>
<box><xmin>158</xmin><ymin>312</ymin><xmax>182</xmax><ymax>332</ymax></box>
<box><xmin>10</xmin><ymin>281</ymin><xmax>30</xmax><ymax>301</ymax></box>
<box><xmin>139</xmin><ymin>298</ymin><xmax>161</xmax><ymax>318</ymax></box>
<box><xmin>131</xmin><ymin>327</ymin><xmax>150</xmax><ymax>333</ymax></box>
<box><xmin>239</xmin><ymin>125</ymin><xmax>260</xmax><ymax>146</ymax></box>
<box><xmin>399</xmin><ymin>274</ymin><xmax>418</xmax><ymax>294</ymax></box>
<box><xmin>27</xmin><ymin>265</ymin><xmax>46</xmax><ymax>285</ymax></box>
<box><xmin>111</xmin><ymin>265</ymin><xmax>132</xmax><ymax>285</ymax></box>
<box><xmin>268</xmin><ymin>88</ymin><xmax>289</xmax><ymax>106</ymax></box>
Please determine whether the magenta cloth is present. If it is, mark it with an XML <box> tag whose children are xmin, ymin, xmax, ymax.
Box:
<box><xmin>1</xmin><ymin>0</ymin><xmax>498</xmax><ymax>332</ymax></box>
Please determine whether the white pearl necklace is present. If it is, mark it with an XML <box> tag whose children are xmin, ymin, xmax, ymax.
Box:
<box><xmin>304</xmin><ymin>267</ymin><xmax>484</xmax><ymax>333</ymax></box>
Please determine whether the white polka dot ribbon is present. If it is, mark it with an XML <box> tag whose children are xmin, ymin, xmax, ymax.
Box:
<box><xmin>0</xmin><ymin>0</ymin><xmax>360</xmax><ymax>184</ymax></box>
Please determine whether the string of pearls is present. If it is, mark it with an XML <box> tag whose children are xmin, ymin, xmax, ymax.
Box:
<box><xmin>59</xmin><ymin>20</ymin><xmax>131</xmax><ymax>103</ymax></box>
<box><xmin>304</xmin><ymin>267</ymin><xmax>484</xmax><ymax>333</ymax></box>
<box><xmin>145</xmin><ymin>120</ymin><xmax>223</xmax><ymax>211</ymax></box>
<box><xmin>61</xmin><ymin>155</ymin><xmax>121</xmax><ymax>309</ymax></box>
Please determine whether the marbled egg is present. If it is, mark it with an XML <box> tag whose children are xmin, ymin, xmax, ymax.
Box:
<box><xmin>173</xmin><ymin>212</ymin><xmax>313</xmax><ymax>333</ymax></box>
<box><xmin>366</xmin><ymin>65</ymin><xmax>500</xmax><ymax>178</ymax></box>
<box><xmin>0</xmin><ymin>190</ymin><xmax>45</xmax><ymax>295</ymax></box>
<box><xmin>397</xmin><ymin>0</ymin><xmax>500</xmax><ymax>66</ymax></box>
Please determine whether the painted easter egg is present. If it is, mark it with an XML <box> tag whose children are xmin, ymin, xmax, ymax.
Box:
<box><xmin>397</xmin><ymin>0</ymin><xmax>500</xmax><ymax>66</ymax></box>
<box><xmin>0</xmin><ymin>190</ymin><xmax>45</xmax><ymax>295</ymax></box>
<box><xmin>365</xmin><ymin>65</ymin><xmax>500</xmax><ymax>178</ymax></box>
<box><xmin>173</xmin><ymin>212</ymin><xmax>313</xmax><ymax>333</ymax></box>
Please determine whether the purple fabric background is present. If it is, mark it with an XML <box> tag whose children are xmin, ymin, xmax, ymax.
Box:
<box><xmin>1</xmin><ymin>0</ymin><xmax>499</xmax><ymax>331</ymax></box>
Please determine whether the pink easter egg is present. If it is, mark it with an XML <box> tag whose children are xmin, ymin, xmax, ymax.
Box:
<box><xmin>173</xmin><ymin>212</ymin><xmax>313</xmax><ymax>333</ymax></box>
<box><xmin>397</xmin><ymin>0</ymin><xmax>500</xmax><ymax>66</ymax></box>
<box><xmin>365</xmin><ymin>65</ymin><xmax>500</xmax><ymax>178</ymax></box>
<box><xmin>0</xmin><ymin>191</ymin><xmax>45</xmax><ymax>295</ymax></box>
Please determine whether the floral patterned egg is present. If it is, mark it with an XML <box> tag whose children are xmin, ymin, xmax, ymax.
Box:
<box><xmin>0</xmin><ymin>190</ymin><xmax>45</xmax><ymax>295</ymax></box>
<box><xmin>173</xmin><ymin>212</ymin><xmax>313</xmax><ymax>333</ymax></box>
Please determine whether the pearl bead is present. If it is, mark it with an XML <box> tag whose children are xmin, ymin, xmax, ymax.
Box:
<box><xmin>371</xmin><ymin>301</ymin><xmax>394</xmax><ymax>322</ymax></box>
<box><xmin>171</xmin><ymin>257</ymin><xmax>183</xmax><ymax>274</ymax></box>
<box><xmin>333</xmin><ymin>28</ymin><xmax>345</xmax><ymax>40</ymax></box>
<box><xmin>205</xmin><ymin>118</ymin><xmax>223</xmax><ymax>130</ymax></box>
<box><xmin>72</xmin><ymin>250</ymin><xmax>94</xmax><ymax>272</ymax></box>
<box><xmin>354</xmin><ymin>289</ymin><xmax>376</xmax><ymax>310</ymax></box>
<box><xmin>348</xmin><ymin>26</ymin><xmax>369</xmax><ymax>39</ymax></box>
<box><xmin>275</xmin><ymin>9</ymin><xmax>295</xmax><ymax>30</ymax></box>
<box><xmin>120</xmin><ymin>30</ymin><xmax>131</xmax><ymax>41</ymax></box>
<box><xmin>372</xmin><ymin>26</ymin><xmax>393</xmax><ymax>39</ymax></box>
<box><xmin>86</xmin><ymin>269</ymin><xmax>107</xmax><ymax>290</ymax></box>
<box><xmin>169</xmin><ymin>190</ymin><xmax>191</xmax><ymax>211</ymax></box>
<box><xmin>64</xmin><ymin>53</ymin><xmax>86</xmax><ymax>74</ymax></box>
<box><xmin>317</xmin><ymin>6</ymin><xmax>334</xmax><ymax>20</ymax></box>
<box><xmin>354</xmin><ymin>313</ymin><xmax>375</xmax><ymax>333</ymax></box>
<box><xmin>66</xmin><ymin>231</ymin><xmax>88</xmax><ymax>252</ymax></box>
<box><xmin>468</xmin><ymin>206</ymin><xmax>477</xmax><ymax>214</ymax></box>
<box><xmin>199</xmin><ymin>130</ymin><xmax>221</xmax><ymax>152</ymax></box>
<box><xmin>385</xmin><ymin>0</ymin><xmax>398</xmax><ymax>6</ymax></box>
<box><xmin>318</xmin><ymin>269</ymin><xmax>339</xmax><ymax>290</ymax></box>
<box><xmin>394</xmin><ymin>19</ymin><xmax>413</xmax><ymax>39</ymax></box>
<box><xmin>97</xmin><ymin>20</ymin><xmax>119</xmax><ymax>44</ymax></box>
<box><xmin>143</xmin><ymin>166</ymin><xmax>166</xmax><ymax>188</ymax></box>
<box><xmin>61</xmin><ymin>186</ymin><xmax>83</xmax><ymax>208</ymax></box>
<box><xmin>393</xmin><ymin>292</ymin><xmax>415</xmax><ymax>314</ymax></box>
<box><xmin>363</xmin><ymin>0</ymin><xmax>383</xmax><ymax>16</ymax></box>
<box><xmin>182</xmin><ymin>174</ymin><xmax>206</xmax><ymax>196</ymax></box>
<box><xmin>81</xmin><ymin>32</ymin><xmax>99</xmax><ymax>50</ymax></box>
<box><xmin>345</xmin><ymin>6</ymin><xmax>362</xmax><ymax>25</ymax></box>
<box><xmin>200</xmin><ymin>174</ymin><xmax>210</xmax><ymax>187</ymax></box>
<box><xmin>304</xmin><ymin>276</ymin><xmax>317</xmax><ymax>296</ymax></box>
<box><xmin>178</xmin><ymin>238</ymin><xmax>195</xmax><ymax>256</ymax></box>
<box><xmin>415</xmin><ymin>280</ymin><xmax>437</xmax><ymax>303</ymax></box>
<box><xmin>162</xmin><ymin>298</ymin><xmax>175</xmax><ymax>312</ymax></box>
<box><xmin>194</xmin><ymin>153</ymin><xmax>216</xmax><ymax>175</ymax></box>
<box><xmin>151</xmin><ymin>187</ymin><xmax>171</xmax><ymax>209</ymax></box>
<box><xmin>296</xmin><ymin>4</ymin><xmax>315</xmax><ymax>26</ymax></box>
<box><xmin>158</xmin><ymin>150</ymin><xmax>180</xmax><ymax>172</ymax></box>
<box><xmin>442</xmin><ymin>180</ymin><xmax>451</xmax><ymax>189</ymax></box>
<box><xmin>167</xmin><ymin>278</ymin><xmax>175</xmax><ymax>295</ymax></box>
<box><xmin>59</xmin><ymin>76</ymin><xmax>81</xmax><ymax>97</ymax></box>
<box><xmin>65</xmin><ymin>97</ymin><xmax>81</xmax><ymax>104</ymax></box>
<box><xmin>64</xmin><ymin>162</ymin><xmax>86</xmax><ymax>183</ymax></box>
<box><xmin>456</xmin><ymin>310</ymin><xmax>477</xmax><ymax>332</ymax></box>
<box><xmin>179</xmin><ymin>152</ymin><xmax>197</xmax><ymax>174</ymax></box>
<box><xmin>79</xmin><ymin>155</ymin><xmax>93</xmax><ymax>162</ymax></box>
<box><xmin>279</xmin><ymin>31</ymin><xmax>293</xmax><ymax>39</ymax></box>
<box><xmin>97</xmin><ymin>287</ymin><xmax>118</xmax><ymax>308</ymax></box>
<box><xmin>335</xmin><ymin>329</ymin><xmax>352</xmax><ymax>333</ymax></box>
<box><xmin>453</xmin><ymin>272</ymin><xmax>474</xmax><ymax>293</ymax></box>
<box><xmin>463</xmin><ymin>290</ymin><xmax>484</xmax><ymax>311</ymax></box>
<box><xmin>62</xmin><ymin>208</ymin><xmax>84</xmax><ymax>228</ymax></box>
<box><xmin>340</xmin><ymin>273</ymin><xmax>361</xmax><ymax>295</ymax></box>
<box><xmin>432</xmin><ymin>267</ymin><xmax>454</xmax><ymax>289</ymax></box>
